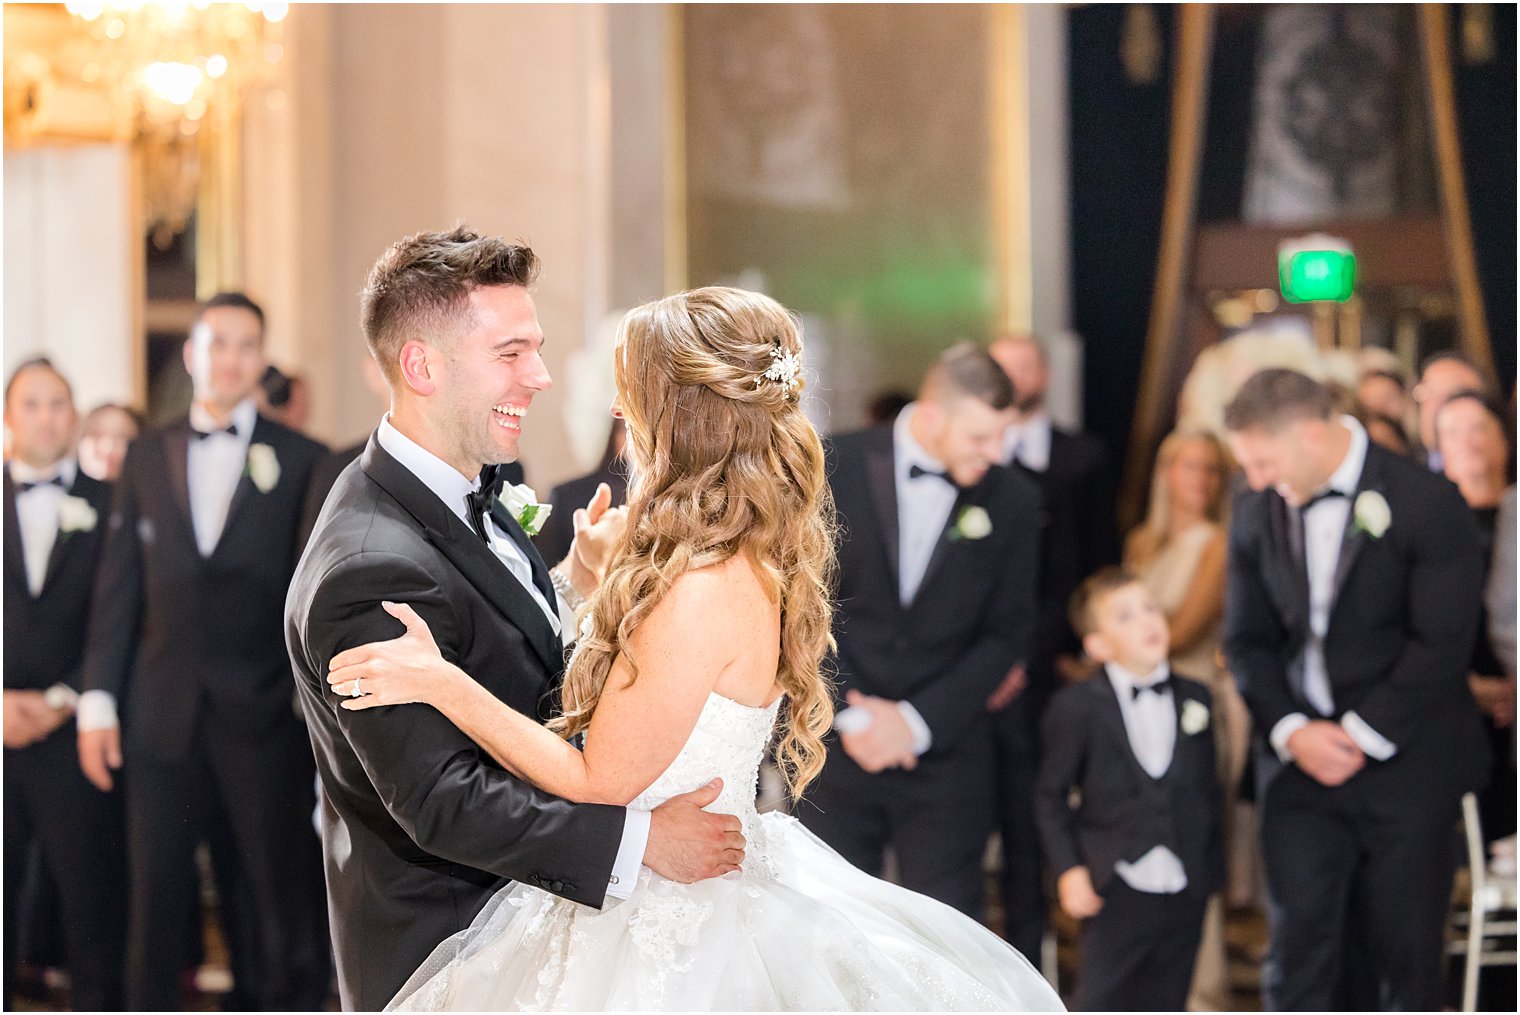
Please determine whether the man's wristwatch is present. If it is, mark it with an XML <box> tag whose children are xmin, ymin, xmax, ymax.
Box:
<box><xmin>549</xmin><ymin>565</ymin><xmax>587</xmax><ymax>613</ymax></box>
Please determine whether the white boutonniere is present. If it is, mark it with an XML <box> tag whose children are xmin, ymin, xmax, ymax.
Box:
<box><xmin>1351</xmin><ymin>490</ymin><xmax>1391</xmax><ymax>539</ymax></box>
<box><xmin>499</xmin><ymin>482</ymin><xmax>553</xmax><ymax>537</ymax></box>
<box><xmin>57</xmin><ymin>495</ymin><xmax>98</xmax><ymax>534</ymax></box>
<box><xmin>246</xmin><ymin>443</ymin><xmax>281</xmax><ymax>493</ymax></box>
<box><xmin>948</xmin><ymin>505</ymin><xmax>992</xmax><ymax>541</ymax></box>
<box><xmin>1180</xmin><ymin>699</ymin><xmax>1210</xmax><ymax>736</ymax></box>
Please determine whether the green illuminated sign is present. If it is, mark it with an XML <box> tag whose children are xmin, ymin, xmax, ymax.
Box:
<box><xmin>1278</xmin><ymin>248</ymin><xmax>1356</xmax><ymax>304</ymax></box>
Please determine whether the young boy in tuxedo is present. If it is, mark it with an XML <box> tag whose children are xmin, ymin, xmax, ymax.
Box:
<box><xmin>1036</xmin><ymin>567</ymin><xmax>1223</xmax><ymax>1011</ymax></box>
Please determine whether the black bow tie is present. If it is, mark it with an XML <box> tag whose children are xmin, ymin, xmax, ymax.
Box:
<box><xmin>1131</xmin><ymin>676</ymin><xmax>1173</xmax><ymax>700</ymax></box>
<box><xmin>16</xmin><ymin>475</ymin><xmax>66</xmax><ymax>494</ymax></box>
<box><xmin>466</xmin><ymin>464</ymin><xmax>508</xmax><ymax>542</ymax></box>
<box><xmin>191</xmin><ymin>422</ymin><xmax>238</xmax><ymax>441</ymax></box>
<box><xmin>1299</xmin><ymin>487</ymin><xmax>1348</xmax><ymax>513</ymax></box>
<box><xmin>909</xmin><ymin>464</ymin><xmax>954</xmax><ymax>485</ymax></box>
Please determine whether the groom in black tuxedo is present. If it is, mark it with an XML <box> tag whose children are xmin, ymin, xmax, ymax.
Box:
<box><xmin>3</xmin><ymin>360</ymin><xmax>126</xmax><ymax>1010</ymax></box>
<box><xmin>806</xmin><ymin>344</ymin><xmax>1041</xmax><ymax>918</ymax></box>
<box><xmin>286</xmin><ymin>227</ymin><xmax>744</xmax><ymax>1012</ymax></box>
<box><xmin>78</xmin><ymin>293</ymin><xmax>331</xmax><ymax>1009</ymax></box>
<box><xmin>1223</xmin><ymin>368</ymin><xmax>1489</xmax><ymax>1011</ymax></box>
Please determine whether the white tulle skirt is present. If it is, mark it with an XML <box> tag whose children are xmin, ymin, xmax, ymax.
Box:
<box><xmin>387</xmin><ymin>811</ymin><xmax>1065</xmax><ymax>1011</ymax></box>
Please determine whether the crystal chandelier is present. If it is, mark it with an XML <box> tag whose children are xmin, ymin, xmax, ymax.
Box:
<box><xmin>4</xmin><ymin>2</ymin><xmax>288</xmax><ymax>248</ymax></box>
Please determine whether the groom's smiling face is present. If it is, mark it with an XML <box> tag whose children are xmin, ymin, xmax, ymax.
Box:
<box><xmin>437</xmin><ymin>284</ymin><xmax>551</xmax><ymax>469</ymax></box>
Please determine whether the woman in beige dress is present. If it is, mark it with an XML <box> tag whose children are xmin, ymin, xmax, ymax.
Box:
<box><xmin>1125</xmin><ymin>429</ymin><xmax>1248</xmax><ymax>1011</ymax></box>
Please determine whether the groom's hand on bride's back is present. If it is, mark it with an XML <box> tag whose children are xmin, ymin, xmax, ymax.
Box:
<box><xmin>642</xmin><ymin>777</ymin><xmax>746</xmax><ymax>883</ymax></box>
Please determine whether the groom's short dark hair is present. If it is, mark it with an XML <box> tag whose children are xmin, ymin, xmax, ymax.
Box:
<box><xmin>1224</xmin><ymin>368</ymin><xmax>1336</xmax><ymax>433</ymax></box>
<box><xmin>360</xmin><ymin>225</ymin><xmax>541</xmax><ymax>383</ymax></box>
<box><xmin>920</xmin><ymin>343</ymin><xmax>1015</xmax><ymax>411</ymax></box>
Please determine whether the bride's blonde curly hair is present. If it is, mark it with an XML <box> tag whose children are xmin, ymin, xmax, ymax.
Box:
<box><xmin>549</xmin><ymin>287</ymin><xmax>837</xmax><ymax>800</ymax></box>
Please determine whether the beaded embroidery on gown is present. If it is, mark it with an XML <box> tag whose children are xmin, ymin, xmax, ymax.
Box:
<box><xmin>387</xmin><ymin>691</ymin><xmax>1064</xmax><ymax>1011</ymax></box>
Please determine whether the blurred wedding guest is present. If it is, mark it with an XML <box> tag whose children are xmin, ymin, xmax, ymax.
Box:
<box><xmin>1224</xmin><ymin>369</ymin><xmax>1487</xmax><ymax>1010</ymax></box>
<box><xmin>1355</xmin><ymin>368</ymin><xmax>1410</xmax><ymax>426</ymax></box>
<box><xmin>865</xmin><ymin>389</ymin><xmax>913</xmax><ymax>426</ymax></box>
<box><xmin>987</xmin><ymin>334</ymin><xmax>1117</xmax><ymax>958</ymax></box>
<box><xmin>1037</xmin><ymin>569</ymin><xmax>1222</xmax><ymax>1012</ymax></box>
<box><xmin>3</xmin><ymin>359</ymin><xmax>127</xmax><ymax>1010</ymax></box>
<box><xmin>1360</xmin><ymin>412</ymin><xmax>1412</xmax><ymax>457</ymax></box>
<box><xmin>1489</xmin><ymin>488</ymin><xmax>1516</xmax><ymax>685</ymax></box>
<box><xmin>534</xmin><ymin>417</ymin><xmax>627</xmax><ymax>566</ymax></box>
<box><xmin>1123</xmin><ymin>429</ymin><xmax>1243</xmax><ymax>1011</ymax></box>
<box><xmin>77</xmin><ymin>292</ymin><xmax>331</xmax><ymax>1009</ymax></box>
<box><xmin>1435</xmin><ymin>390</ymin><xmax>1516</xmax><ymax>842</ymax></box>
<box><xmin>1413</xmin><ymin>351</ymin><xmax>1488</xmax><ymax>471</ymax></box>
<box><xmin>256</xmin><ymin>364</ymin><xmax>315</xmax><ymax>435</ymax></box>
<box><xmin>807</xmin><ymin>344</ymin><xmax>1041</xmax><ymax>918</ymax></box>
<box><xmin>77</xmin><ymin>403</ymin><xmax>144</xmax><ymax>482</ymax></box>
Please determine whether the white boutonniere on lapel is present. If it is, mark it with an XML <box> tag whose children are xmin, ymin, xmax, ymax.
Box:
<box><xmin>1180</xmin><ymin>698</ymin><xmax>1210</xmax><ymax>736</ymax></box>
<box><xmin>499</xmin><ymin>482</ymin><xmax>553</xmax><ymax>538</ymax></box>
<box><xmin>246</xmin><ymin>443</ymin><xmax>281</xmax><ymax>493</ymax></box>
<box><xmin>1351</xmin><ymin>490</ymin><xmax>1391</xmax><ymax>539</ymax></box>
<box><xmin>57</xmin><ymin>495</ymin><xmax>98</xmax><ymax>535</ymax></box>
<box><xmin>947</xmin><ymin>505</ymin><xmax>992</xmax><ymax>541</ymax></box>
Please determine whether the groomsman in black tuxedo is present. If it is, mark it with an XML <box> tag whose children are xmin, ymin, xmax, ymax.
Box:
<box><xmin>3</xmin><ymin>360</ymin><xmax>127</xmax><ymax>1010</ymax></box>
<box><xmin>1223</xmin><ymin>368</ymin><xmax>1489</xmax><ymax>1011</ymax></box>
<box><xmin>78</xmin><ymin>292</ymin><xmax>331</xmax><ymax>1010</ymax></box>
<box><xmin>805</xmin><ymin>344</ymin><xmax>1041</xmax><ymax>917</ymax></box>
<box><xmin>986</xmin><ymin>335</ymin><xmax>1118</xmax><ymax>958</ymax></box>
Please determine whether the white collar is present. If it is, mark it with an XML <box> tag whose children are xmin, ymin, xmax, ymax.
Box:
<box><xmin>189</xmin><ymin>398</ymin><xmax>258</xmax><ymax>438</ymax></box>
<box><xmin>376</xmin><ymin>414</ymin><xmax>478</xmax><ymax>526</ymax></box>
<box><xmin>9</xmin><ymin>457</ymin><xmax>78</xmax><ymax>488</ymax></box>
<box><xmin>893</xmin><ymin>403</ymin><xmax>949</xmax><ymax>478</ymax></box>
<box><xmin>1105</xmin><ymin>660</ymin><xmax>1171</xmax><ymax>695</ymax></box>
<box><xmin>1324</xmin><ymin>414</ymin><xmax>1369</xmax><ymax>496</ymax></box>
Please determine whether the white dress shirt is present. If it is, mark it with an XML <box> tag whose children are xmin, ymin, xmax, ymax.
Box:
<box><xmin>1268</xmin><ymin>416</ymin><xmax>1397</xmax><ymax>764</ymax></box>
<box><xmin>377</xmin><ymin>416</ymin><xmax>645</xmax><ymax>902</ymax></box>
<box><xmin>1002</xmin><ymin>411</ymin><xmax>1053</xmax><ymax>473</ymax></box>
<box><xmin>188</xmin><ymin>399</ymin><xmax>258</xmax><ymax>557</ymax></box>
<box><xmin>1105</xmin><ymin>662</ymin><xmax>1189</xmax><ymax>894</ymax></box>
<box><xmin>10</xmin><ymin>457</ymin><xmax>77</xmax><ymax>597</ymax></box>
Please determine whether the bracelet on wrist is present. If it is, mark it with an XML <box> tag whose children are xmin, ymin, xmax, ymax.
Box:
<box><xmin>550</xmin><ymin>565</ymin><xmax>587</xmax><ymax>612</ymax></box>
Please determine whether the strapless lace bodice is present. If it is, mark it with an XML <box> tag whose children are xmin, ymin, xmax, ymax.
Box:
<box><xmin>626</xmin><ymin>691</ymin><xmax>783</xmax><ymax>819</ymax></box>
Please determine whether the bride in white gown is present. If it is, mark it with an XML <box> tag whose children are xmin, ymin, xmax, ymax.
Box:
<box><xmin>326</xmin><ymin>287</ymin><xmax>1064</xmax><ymax>1012</ymax></box>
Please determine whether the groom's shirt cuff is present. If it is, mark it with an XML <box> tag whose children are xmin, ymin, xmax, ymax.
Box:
<box><xmin>1269</xmin><ymin>712</ymin><xmax>1309</xmax><ymax>764</ymax></box>
<box><xmin>607</xmin><ymin>808</ymin><xmax>650</xmax><ymax>902</ymax></box>
<box><xmin>1340</xmin><ymin>710</ymin><xmax>1397</xmax><ymax>761</ymax></box>
<box><xmin>77</xmin><ymin>690</ymin><xmax>119</xmax><ymax>732</ymax></box>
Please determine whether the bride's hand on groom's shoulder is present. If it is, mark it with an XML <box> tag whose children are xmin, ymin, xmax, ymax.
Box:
<box><xmin>642</xmin><ymin>778</ymin><xmax>747</xmax><ymax>884</ymax></box>
<box><xmin>327</xmin><ymin>601</ymin><xmax>466</xmax><ymax>712</ymax></box>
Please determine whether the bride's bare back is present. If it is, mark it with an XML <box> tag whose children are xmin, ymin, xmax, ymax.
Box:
<box><xmin>579</xmin><ymin>553</ymin><xmax>782</xmax><ymax>805</ymax></box>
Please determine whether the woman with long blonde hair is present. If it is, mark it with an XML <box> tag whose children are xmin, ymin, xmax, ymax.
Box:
<box><xmin>326</xmin><ymin>287</ymin><xmax>1063</xmax><ymax>1011</ymax></box>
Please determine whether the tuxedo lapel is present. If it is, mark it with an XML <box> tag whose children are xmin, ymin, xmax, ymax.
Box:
<box><xmin>38</xmin><ymin>474</ymin><xmax>93</xmax><ymax>595</ymax></box>
<box><xmin>213</xmin><ymin>416</ymin><xmax>273</xmax><ymax>556</ymax></box>
<box><xmin>1330</xmin><ymin>449</ymin><xmax>1384</xmax><ymax>608</ymax></box>
<box><xmin>1096</xmin><ymin>677</ymin><xmax>1153</xmax><ymax>783</ymax></box>
<box><xmin>2</xmin><ymin>471</ymin><xmax>27</xmax><ymax>594</ymax></box>
<box><xmin>362</xmin><ymin>439</ymin><xmax>562</xmax><ymax>672</ymax></box>
<box><xmin>912</xmin><ymin>480</ymin><xmax>982</xmax><ymax>608</ymax></box>
<box><xmin>488</xmin><ymin>499</ymin><xmax>557</xmax><ymax>607</ymax></box>
<box><xmin>1266</xmin><ymin>494</ymin><xmax>1310</xmax><ymax>634</ymax></box>
<box><xmin>863</xmin><ymin>433</ymin><xmax>900</xmax><ymax>584</ymax></box>
<box><xmin>163</xmin><ymin>421</ymin><xmax>196</xmax><ymax>543</ymax></box>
